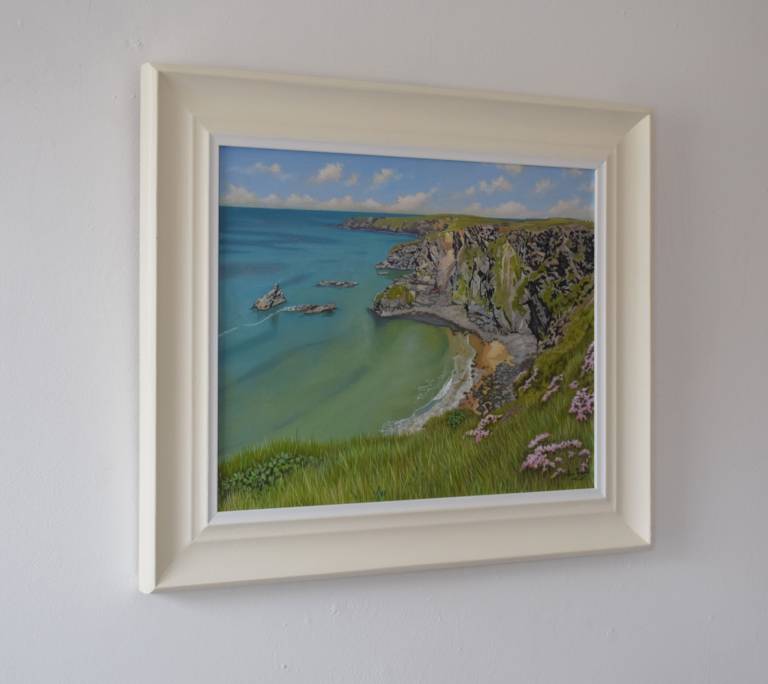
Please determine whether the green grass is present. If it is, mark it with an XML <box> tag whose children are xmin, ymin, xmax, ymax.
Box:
<box><xmin>219</xmin><ymin>305</ymin><xmax>595</xmax><ymax>511</ymax></box>
<box><xmin>534</xmin><ymin>297</ymin><xmax>593</xmax><ymax>381</ymax></box>
<box><xmin>494</xmin><ymin>216</ymin><xmax>593</xmax><ymax>233</ymax></box>
<box><xmin>374</xmin><ymin>282</ymin><xmax>415</xmax><ymax>306</ymax></box>
<box><xmin>219</xmin><ymin>397</ymin><xmax>593</xmax><ymax>510</ymax></box>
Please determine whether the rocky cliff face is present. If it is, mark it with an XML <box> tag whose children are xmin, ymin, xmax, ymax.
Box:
<box><xmin>375</xmin><ymin>241</ymin><xmax>424</xmax><ymax>270</ymax></box>
<box><xmin>371</xmin><ymin>222</ymin><xmax>594</xmax><ymax>351</ymax></box>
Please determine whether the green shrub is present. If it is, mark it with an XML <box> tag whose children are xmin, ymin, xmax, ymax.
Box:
<box><xmin>219</xmin><ymin>452</ymin><xmax>315</xmax><ymax>498</ymax></box>
<box><xmin>446</xmin><ymin>410</ymin><xmax>467</xmax><ymax>429</ymax></box>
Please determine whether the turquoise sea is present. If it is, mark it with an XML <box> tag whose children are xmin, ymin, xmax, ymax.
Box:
<box><xmin>217</xmin><ymin>207</ymin><xmax>463</xmax><ymax>460</ymax></box>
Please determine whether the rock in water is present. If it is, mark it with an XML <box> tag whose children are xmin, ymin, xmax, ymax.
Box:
<box><xmin>252</xmin><ymin>283</ymin><xmax>286</xmax><ymax>311</ymax></box>
<box><xmin>289</xmin><ymin>303</ymin><xmax>337</xmax><ymax>314</ymax></box>
<box><xmin>316</xmin><ymin>280</ymin><xmax>358</xmax><ymax>288</ymax></box>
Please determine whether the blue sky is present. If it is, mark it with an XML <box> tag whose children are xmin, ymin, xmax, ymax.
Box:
<box><xmin>220</xmin><ymin>146</ymin><xmax>595</xmax><ymax>220</ymax></box>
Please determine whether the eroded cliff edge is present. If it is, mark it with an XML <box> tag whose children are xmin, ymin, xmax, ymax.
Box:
<box><xmin>346</xmin><ymin>215</ymin><xmax>595</xmax><ymax>411</ymax></box>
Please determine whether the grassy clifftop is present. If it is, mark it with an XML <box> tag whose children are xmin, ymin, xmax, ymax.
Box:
<box><xmin>344</xmin><ymin>213</ymin><xmax>593</xmax><ymax>236</ymax></box>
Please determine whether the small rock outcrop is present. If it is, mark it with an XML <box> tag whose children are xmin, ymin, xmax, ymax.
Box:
<box><xmin>288</xmin><ymin>303</ymin><xmax>337</xmax><ymax>314</ymax></box>
<box><xmin>251</xmin><ymin>284</ymin><xmax>286</xmax><ymax>311</ymax></box>
<box><xmin>316</xmin><ymin>280</ymin><xmax>358</xmax><ymax>288</ymax></box>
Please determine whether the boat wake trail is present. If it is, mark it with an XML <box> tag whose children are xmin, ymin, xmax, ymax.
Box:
<box><xmin>243</xmin><ymin>307</ymin><xmax>288</xmax><ymax>327</ymax></box>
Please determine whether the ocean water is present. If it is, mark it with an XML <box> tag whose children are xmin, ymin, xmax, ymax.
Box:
<box><xmin>217</xmin><ymin>207</ymin><xmax>461</xmax><ymax>460</ymax></box>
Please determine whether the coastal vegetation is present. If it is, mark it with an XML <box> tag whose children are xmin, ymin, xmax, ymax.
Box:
<box><xmin>343</xmin><ymin>213</ymin><xmax>592</xmax><ymax>236</ymax></box>
<box><xmin>373</xmin><ymin>282</ymin><xmax>416</xmax><ymax>307</ymax></box>
<box><xmin>220</xmin><ymin>212</ymin><xmax>595</xmax><ymax>511</ymax></box>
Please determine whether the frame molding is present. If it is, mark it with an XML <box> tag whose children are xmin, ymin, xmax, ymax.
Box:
<box><xmin>139</xmin><ymin>63</ymin><xmax>651</xmax><ymax>592</ymax></box>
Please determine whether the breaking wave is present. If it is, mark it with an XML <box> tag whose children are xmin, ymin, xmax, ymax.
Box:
<box><xmin>381</xmin><ymin>333</ymin><xmax>476</xmax><ymax>436</ymax></box>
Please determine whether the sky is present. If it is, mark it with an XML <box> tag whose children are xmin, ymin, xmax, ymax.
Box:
<box><xmin>219</xmin><ymin>146</ymin><xmax>595</xmax><ymax>220</ymax></box>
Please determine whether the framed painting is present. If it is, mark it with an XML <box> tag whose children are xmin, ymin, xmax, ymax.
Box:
<box><xmin>139</xmin><ymin>64</ymin><xmax>651</xmax><ymax>591</ymax></box>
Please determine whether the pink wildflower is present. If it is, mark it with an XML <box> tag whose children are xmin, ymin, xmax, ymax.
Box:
<box><xmin>465</xmin><ymin>413</ymin><xmax>501</xmax><ymax>443</ymax></box>
<box><xmin>520</xmin><ymin>437</ymin><xmax>583</xmax><ymax>475</ymax></box>
<box><xmin>520</xmin><ymin>434</ymin><xmax>590</xmax><ymax>479</ymax></box>
<box><xmin>569</xmin><ymin>380</ymin><xmax>579</xmax><ymax>390</ymax></box>
<box><xmin>541</xmin><ymin>374</ymin><xmax>563</xmax><ymax>403</ymax></box>
<box><xmin>527</xmin><ymin>432</ymin><xmax>551</xmax><ymax>449</ymax></box>
<box><xmin>581</xmin><ymin>342</ymin><xmax>594</xmax><ymax>376</ymax></box>
<box><xmin>568</xmin><ymin>388</ymin><xmax>594</xmax><ymax>422</ymax></box>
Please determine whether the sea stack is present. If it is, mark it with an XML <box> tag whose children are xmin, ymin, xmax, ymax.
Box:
<box><xmin>251</xmin><ymin>283</ymin><xmax>287</xmax><ymax>311</ymax></box>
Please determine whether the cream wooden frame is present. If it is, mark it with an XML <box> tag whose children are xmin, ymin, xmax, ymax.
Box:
<box><xmin>139</xmin><ymin>63</ymin><xmax>651</xmax><ymax>592</ymax></box>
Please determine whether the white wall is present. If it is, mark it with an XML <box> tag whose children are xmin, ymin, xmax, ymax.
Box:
<box><xmin>1</xmin><ymin>1</ymin><xmax>766</xmax><ymax>681</ymax></box>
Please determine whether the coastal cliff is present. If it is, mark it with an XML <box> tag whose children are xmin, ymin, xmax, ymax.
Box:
<box><xmin>347</xmin><ymin>215</ymin><xmax>595</xmax><ymax>411</ymax></box>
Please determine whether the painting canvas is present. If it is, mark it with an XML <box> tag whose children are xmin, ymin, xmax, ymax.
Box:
<box><xmin>216</xmin><ymin>146</ymin><xmax>596</xmax><ymax>512</ymax></box>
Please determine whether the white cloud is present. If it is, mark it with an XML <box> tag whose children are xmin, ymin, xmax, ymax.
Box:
<box><xmin>223</xmin><ymin>183</ymin><xmax>591</xmax><ymax>220</ymax></box>
<box><xmin>479</xmin><ymin>175</ymin><xmax>512</xmax><ymax>194</ymax></box>
<box><xmin>564</xmin><ymin>168</ymin><xmax>585</xmax><ymax>177</ymax></box>
<box><xmin>247</xmin><ymin>161</ymin><xmax>282</xmax><ymax>176</ymax></box>
<box><xmin>237</xmin><ymin>161</ymin><xmax>291</xmax><ymax>180</ymax></box>
<box><xmin>492</xmin><ymin>200</ymin><xmax>529</xmax><ymax>217</ymax></box>
<box><xmin>463</xmin><ymin>193</ymin><xmax>592</xmax><ymax>220</ymax></box>
<box><xmin>311</xmin><ymin>162</ymin><xmax>344</xmax><ymax>183</ymax></box>
<box><xmin>388</xmin><ymin>191</ymin><xmax>432</xmax><ymax>213</ymax></box>
<box><xmin>547</xmin><ymin>197</ymin><xmax>593</xmax><ymax>219</ymax></box>
<box><xmin>222</xmin><ymin>184</ymin><xmax>260</xmax><ymax>206</ymax></box>
<box><xmin>221</xmin><ymin>184</ymin><xmax>434</xmax><ymax>214</ymax></box>
<box><xmin>463</xmin><ymin>200</ymin><xmax>529</xmax><ymax>219</ymax></box>
<box><xmin>315</xmin><ymin>195</ymin><xmax>370</xmax><ymax>211</ymax></box>
<box><xmin>580</xmin><ymin>180</ymin><xmax>595</xmax><ymax>193</ymax></box>
<box><xmin>372</xmin><ymin>168</ymin><xmax>400</xmax><ymax>186</ymax></box>
<box><xmin>251</xmin><ymin>192</ymin><xmax>320</xmax><ymax>209</ymax></box>
<box><xmin>535</xmin><ymin>178</ymin><xmax>554</xmax><ymax>194</ymax></box>
<box><xmin>221</xmin><ymin>185</ymin><xmax>342</xmax><ymax>209</ymax></box>
<box><xmin>497</xmin><ymin>163</ymin><xmax>524</xmax><ymax>174</ymax></box>
<box><xmin>359</xmin><ymin>198</ymin><xmax>385</xmax><ymax>210</ymax></box>
<box><xmin>344</xmin><ymin>173</ymin><xmax>359</xmax><ymax>187</ymax></box>
<box><xmin>465</xmin><ymin>175</ymin><xmax>512</xmax><ymax>197</ymax></box>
